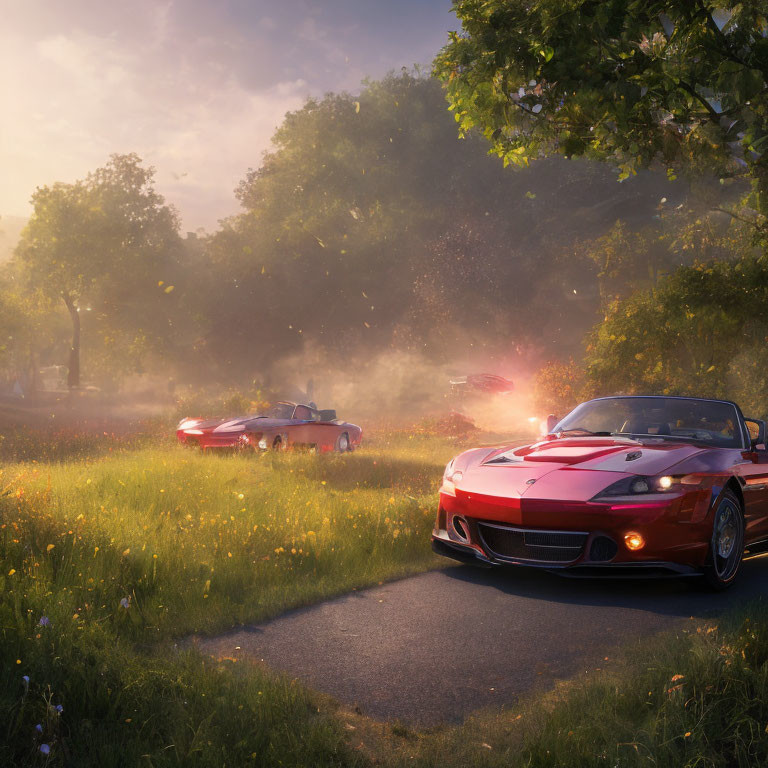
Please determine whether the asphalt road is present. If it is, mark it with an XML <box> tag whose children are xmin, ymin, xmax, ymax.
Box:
<box><xmin>193</xmin><ymin>558</ymin><xmax>768</xmax><ymax>726</ymax></box>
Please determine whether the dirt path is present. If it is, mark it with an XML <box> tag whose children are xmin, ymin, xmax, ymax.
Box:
<box><xmin>192</xmin><ymin>557</ymin><xmax>768</xmax><ymax>726</ymax></box>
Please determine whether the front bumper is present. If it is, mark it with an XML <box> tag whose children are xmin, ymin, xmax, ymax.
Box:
<box><xmin>433</xmin><ymin>483</ymin><xmax>712</xmax><ymax>577</ymax></box>
<box><xmin>431</xmin><ymin>532</ymin><xmax>699</xmax><ymax>577</ymax></box>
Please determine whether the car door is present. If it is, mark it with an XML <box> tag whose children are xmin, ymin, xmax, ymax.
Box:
<box><xmin>736</xmin><ymin>418</ymin><xmax>768</xmax><ymax>543</ymax></box>
<box><xmin>287</xmin><ymin>404</ymin><xmax>314</xmax><ymax>446</ymax></box>
<box><xmin>311</xmin><ymin>409</ymin><xmax>342</xmax><ymax>451</ymax></box>
<box><xmin>301</xmin><ymin>407</ymin><xmax>340</xmax><ymax>450</ymax></box>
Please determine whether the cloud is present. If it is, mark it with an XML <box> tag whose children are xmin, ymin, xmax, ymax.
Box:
<box><xmin>0</xmin><ymin>0</ymin><xmax>454</xmax><ymax>230</ymax></box>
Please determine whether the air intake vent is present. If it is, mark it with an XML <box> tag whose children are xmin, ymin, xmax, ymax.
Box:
<box><xmin>452</xmin><ymin>516</ymin><xmax>469</xmax><ymax>542</ymax></box>
<box><xmin>589</xmin><ymin>535</ymin><xmax>618</xmax><ymax>562</ymax></box>
<box><xmin>478</xmin><ymin>524</ymin><xmax>587</xmax><ymax>563</ymax></box>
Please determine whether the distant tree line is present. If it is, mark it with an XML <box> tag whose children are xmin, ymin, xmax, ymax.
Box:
<box><xmin>0</xmin><ymin>70</ymin><xmax>752</xmax><ymax>405</ymax></box>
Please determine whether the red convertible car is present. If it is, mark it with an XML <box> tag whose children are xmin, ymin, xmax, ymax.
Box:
<box><xmin>176</xmin><ymin>401</ymin><xmax>362</xmax><ymax>453</ymax></box>
<box><xmin>433</xmin><ymin>395</ymin><xmax>768</xmax><ymax>589</ymax></box>
<box><xmin>449</xmin><ymin>373</ymin><xmax>514</xmax><ymax>396</ymax></box>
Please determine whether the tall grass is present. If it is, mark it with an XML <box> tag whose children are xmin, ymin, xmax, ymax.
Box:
<box><xmin>0</xmin><ymin>434</ymin><xmax>455</xmax><ymax>765</ymax></box>
<box><xmin>379</xmin><ymin>603</ymin><xmax>768</xmax><ymax>768</ymax></box>
<box><xmin>5</xmin><ymin>431</ymin><xmax>767</xmax><ymax>766</ymax></box>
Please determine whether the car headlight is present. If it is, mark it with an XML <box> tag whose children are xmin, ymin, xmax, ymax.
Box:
<box><xmin>593</xmin><ymin>474</ymin><xmax>690</xmax><ymax>499</ymax></box>
<box><xmin>185</xmin><ymin>429</ymin><xmax>204</xmax><ymax>435</ymax></box>
<box><xmin>441</xmin><ymin>460</ymin><xmax>463</xmax><ymax>495</ymax></box>
<box><xmin>178</xmin><ymin>418</ymin><xmax>200</xmax><ymax>430</ymax></box>
<box><xmin>258</xmin><ymin>437</ymin><xmax>268</xmax><ymax>450</ymax></box>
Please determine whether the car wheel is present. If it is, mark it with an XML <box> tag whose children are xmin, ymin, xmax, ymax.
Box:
<box><xmin>335</xmin><ymin>432</ymin><xmax>350</xmax><ymax>452</ymax></box>
<box><xmin>702</xmin><ymin>488</ymin><xmax>745</xmax><ymax>590</ymax></box>
<box><xmin>272</xmin><ymin>435</ymin><xmax>285</xmax><ymax>452</ymax></box>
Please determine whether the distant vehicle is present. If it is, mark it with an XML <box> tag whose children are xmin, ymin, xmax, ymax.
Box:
<box><xmin>449</xmin><ymin>373</ymin><xmax>514</xmax><ymax>397</ymax></box>
<box><xmin>176</xmin><ymin>401</ymin><xmax>362</xmax><ymax>453</ymax></box>
<box><xmin>433</xmin><ymin>395</ymin><xmax>768</xmax><ymax>589</ymax></box>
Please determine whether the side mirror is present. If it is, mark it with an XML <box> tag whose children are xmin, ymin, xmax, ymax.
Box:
<box><xmin>745</xmin><ymin>418</ymin><xmax>766</xmax><ymax>449</ymax></box>
<box><xmin>545</xmin><ymin>414</ymin><xmax>559</xmax><ymax>434</ymax></box>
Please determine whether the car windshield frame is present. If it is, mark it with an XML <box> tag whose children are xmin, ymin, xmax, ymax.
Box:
<box><xmin>253</xmin><ymin>403</ymin><xmax>296</xmax><ymax>420</ymax></box>
<box><xmin>553</xmin><ymin>396</ymin><xmax>748</xmax><ymax>449</ymax></box>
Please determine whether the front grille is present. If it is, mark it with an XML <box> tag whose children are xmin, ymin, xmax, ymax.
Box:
<box><xmin>589</xmin><ymin>535</ymin><xmax>618</xmax><ymax>562</ymax></box>
<box><xmin>478</xmin><ymin>523</ymin><xmax>587</xmax><ymax>563</ymax></box>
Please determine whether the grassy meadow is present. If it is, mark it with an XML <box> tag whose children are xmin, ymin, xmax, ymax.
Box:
<box><xmin>2</xmin><ymin>426</ymin><xmax>768</xmax><ymax>767</ymax></box>
<box><xmin>0</xmin><ymin>431</ymin><xmax>455</xmax><ymax>766</ymax></box>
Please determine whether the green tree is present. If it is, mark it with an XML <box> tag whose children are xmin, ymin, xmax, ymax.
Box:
<box><xmin>434</xmin><ymin>1</ymin><xmax>768</xmax><ymax>229</ymax></box>
<box><xmin>202</xmin><ymin>72</ymin><xmax>701</xmax><ymax>379</ymax></box>
<box><xmin>534</xmin><ymin>359</ymin><xmax>585</xmax><ymax>416</ymax></box>
<box><xmin>0</xmin><ymin>265</ymin><xmax>59</xmax><ymax>393</ymax></box>
<box><xmin>584</xmin><ymin>255</ymin><xmax>768</xmax><ymax>400</ymax></box>
<box><xmin>580</xmin><ymin>221</ymin><xmax>669</xmax><ymax>307</ymax></box>
<box><xmin>15</xmin><ymin>154</ymin><xmax>183</xmax><ymax>387</ymax></box>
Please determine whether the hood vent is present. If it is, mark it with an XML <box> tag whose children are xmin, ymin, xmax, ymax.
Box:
<box><xmin>625</xmin><ymin>450</ymin><xmax>642</xmax><ymax>461</ymax></box>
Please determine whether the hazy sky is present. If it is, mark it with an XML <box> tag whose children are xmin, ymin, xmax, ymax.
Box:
<box><xmin>1</xmin><ymin>0</ymin><xmax>456</xmax><ymax>231</ymax></box>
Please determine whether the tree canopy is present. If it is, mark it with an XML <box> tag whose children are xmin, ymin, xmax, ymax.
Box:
<box><xmin>14</xmin><ymin>154</ymin><xmax>184</xmax><ymax>387</ymax></box>
<box><xmin>0</xmin><ymin>74</ymin><xmax>743</xmax><ymax>398</ymax></box>
<box><xmin>435</xmin><ymin>1</ymin><xmax>768</xmax><ymax>223</ymax></box>
<box><xmin>198</xmin><ymin>72</ymin><xmax>695</xmax><ymax>381</ymax></box>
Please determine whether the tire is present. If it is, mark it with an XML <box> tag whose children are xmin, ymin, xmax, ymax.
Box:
<box><xmin>272</xmin><ymin>435</ymin><xmax>286</xmax><ymax>452</ymax></box>
<box><xmin>702</xmin><ymin>488</ymin><xmax>745</xmax><ymax>590</ymax></box>
<box><xmin>335</xmin><ymin>432</ymin><xmax>350</xmax><ymax>453</ymax></box>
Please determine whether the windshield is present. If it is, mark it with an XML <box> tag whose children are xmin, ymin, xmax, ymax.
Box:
<box><xmin>259</xmin><ymin>403</ymin><xmax>295</xmax><ymax>420</ymax></box>
<box><xmin>555</xmin><ymin>397</ymin><xmax>744</xmax><ymax>448</ymax></box>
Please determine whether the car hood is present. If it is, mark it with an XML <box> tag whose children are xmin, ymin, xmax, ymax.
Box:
<box><xmin>452</xmin><ymin>437</ymin><xmax>708</xmax><ymax>501</ymax></box>
<box><xmin>181</xmin><ymin>417</ymin><xmax>229</xmax><ymax>432</ymax></box>
<box><xmin>213</xmin><ymin>417</ymin><xmax>294</xmax><ymax>433</ymax></box>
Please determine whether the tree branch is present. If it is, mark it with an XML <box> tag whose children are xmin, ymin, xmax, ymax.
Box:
<box><xmin>711</xmin><ymin>206</ymin><xmax>767</xmax><ymax>230</ymax></box>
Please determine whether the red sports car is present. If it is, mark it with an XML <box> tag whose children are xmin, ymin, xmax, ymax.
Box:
<box><xmin>177</xmin><ymin>401</ymin><xmax>362</xmax><ymax>453</ymax></box>
<box><xmin>433</xmin><ymin>395</ymin><xmax>768</xmax><ymax>589</ymax></box>
<box><xmin>449</xmin><ymin>373</ymin><xmax>514</xmax><ymax>396</ymax></box>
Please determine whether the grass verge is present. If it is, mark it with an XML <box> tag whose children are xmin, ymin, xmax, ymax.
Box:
<box><xmin>0</xmin><ymin>433</ymin><xmax>455</xmax><ymax>765</ymax></box>
<box><xmin>4</xmin><ymin>431</ymin><xmax>768</xmax><ymax>766</ymax></box>
<box><xmin>367</xmin><ymin>602</ymin><xmax>768</xmax><ymax>767</ymax></box>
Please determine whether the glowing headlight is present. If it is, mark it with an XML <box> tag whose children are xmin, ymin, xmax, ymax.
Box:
<box><xmin>594</xmin><ymin>474</ymin><xmax>686</xmax><ymax>499</ymax></box>
<box><xmin>624</xmin><ymin>532</ymin><xmax>646</xmax><ymax>551</ymax></box>
<box><xmin>178</xmin><ymin>418</ymin><xmax>200</xmax><ymax>430</ymax></box>
<box><xmin>441</xmin><ymin>460</ymin><xmax>462</xmax><ymax>495</ymax></box>
<box><xmin>185</xmin><ymin>429</ymin><xmax>204</xmax><ymax>435</ymax></box>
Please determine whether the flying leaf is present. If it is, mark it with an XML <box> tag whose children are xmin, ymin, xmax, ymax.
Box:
<box><xmin>354</xmin><ymin>101</ymin><xmax>360</xmax><ymax>114</ymax></box>
<box><xmin>164</xmin><ymin>285</ymin><xmax>174</xmax><ymax>293</ymax></box>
